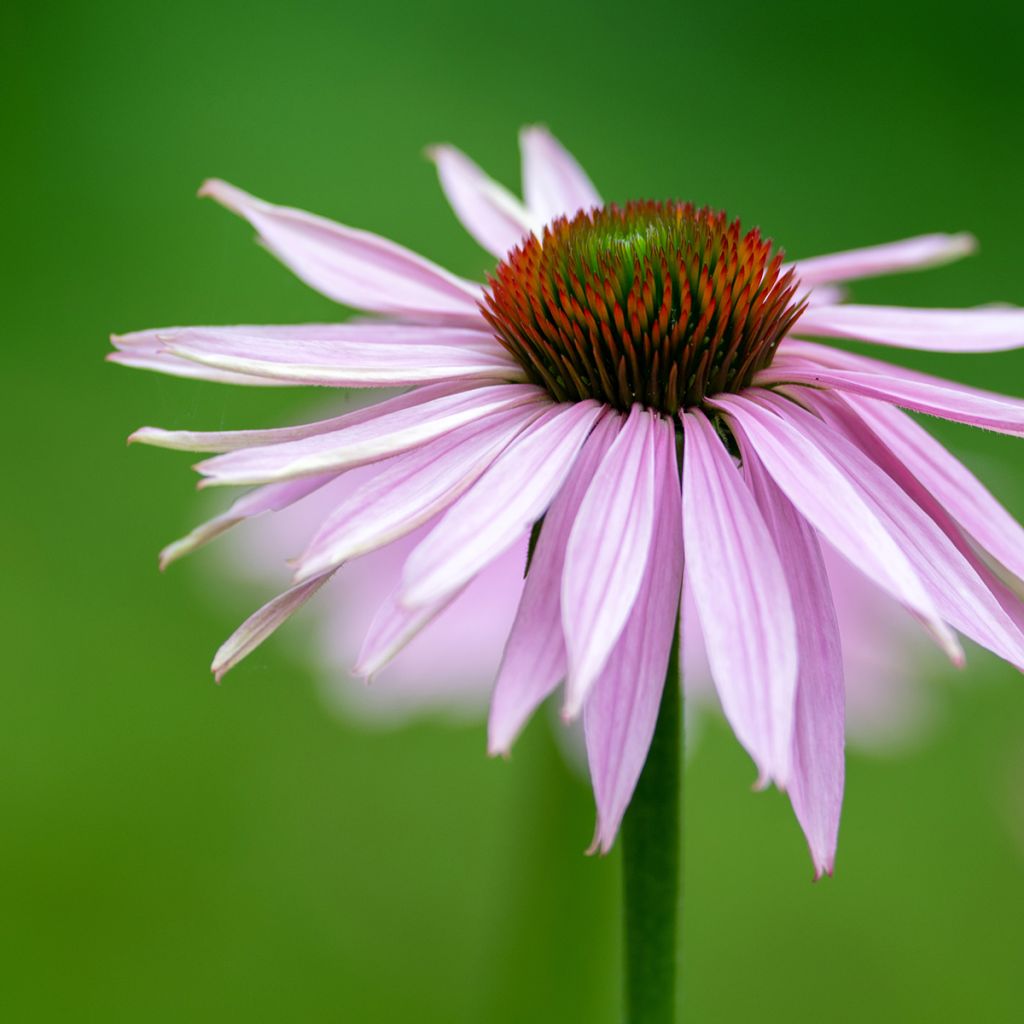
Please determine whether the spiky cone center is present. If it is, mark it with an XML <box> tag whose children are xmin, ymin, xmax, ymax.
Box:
<box><xmin>482</xmin><ymin>201</ymin><xmax>805</xmax><ymax>414</ymax></box>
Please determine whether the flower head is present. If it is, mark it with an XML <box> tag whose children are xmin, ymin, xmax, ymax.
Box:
<box><xmin>113</xmin><ymin>126</ymin><xmax>1024</xmax><ymax>876</ymax></box>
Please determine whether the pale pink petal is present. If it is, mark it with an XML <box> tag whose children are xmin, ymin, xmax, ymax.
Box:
<box><xmin>742</xmin><ymin>448</ymin><xmax>844</xmax><ymax>876</ymax></box>
<box><xmin>165</xmin><ymin>332</ymin><xmax>521</xmax><ymax>388</ymax></box>
<box><xmin>488</xmin><ymin>414</ymin><xmax>624</xmax><ymax>754</ymax></box>
<box><xmin>801</xmin><ymin>284</ymin><xmax>846</xmax><ymax>308</ymax></box>
<box><xmin>129</xmin><ymin>381</ymin><xmax>469</xmax><ymax>453</ymax></box>
<box><xmin>787</xmin><ymin>233</ymin><xmax>976</xmax><ymax>286</ymax></box>
<box><xmin>353</xmin><ymin>581</ymin><xmax>466</xmax><ymax>680</ymax></box>
<box><xmin>427</xmin><ymin>144</ymin><xmax>533</xmax><ymax>259</ymax></box>
<box><xmin>194</xmin><ymin>383</ymin><xmax>548</xmax><ymax>486</ymax></box>
<box><xmin>755</xmin><ymin>362</ymin><xmax>1024</xmax><ymax>437</ymax></box>
<box><xmin>681</xmin><ymin>409</ymin><xmax>798</xmax><ymax>787</ymax></box>
<box><xmin>213</xmin><ymin>572</ymin><xmax>334</xmax><ymax>682</ymax></box>
<box><xmin>561</xmin><ymin>407</ymin><xmax>658</xmax><ymax>717</ymax></box>
<box><xmin>294</xmin><ymin>405</ymin><xmax>543</xmax><ymax>580</ymax></box>
<box><xmin>712</xmin><ymin>392</ymin><xmax>961</xmax><ymax>663</ymax></box>
<box><xmin>200</xmin><ymin>179</ymin><xmax>484</xmax><ymax>321</ymax></box>
<box><xmin>583</xmin><ymin>418</ymin><xmax>683</xmax><ymax>851</ymax></box>
<box><xmin>794</xmin><ymin>303</ymin><xmax>1024</xmax><ymax>353</ymax></box>
<box><xmin>789</xmin><ymin>391</ymin><xmax>1024</xmax><ymax>668</ymax></box>
<box><xmin>519</xmin><ymin>126</ymin><xmax>602</xmax><ymax>226</ymax></box>
<box><xmin>846</xmin><ymin>395</ymin><xmax>1024</xmax><ymax>581</ymax></box>
<box><xmin>160</xmin><ymin>472</ymin><xmax>338</xmax><ymax>569</ymax></box>
<box><xmin>400</xmin><ymin>402</ymin><xmax>605</xmax><ymax>607</ymax></box>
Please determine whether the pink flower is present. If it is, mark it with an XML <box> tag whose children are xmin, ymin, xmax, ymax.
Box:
<box><xmin>113</xmin><ymin>127</ymin><xmax>1024</xmax><ymax>875</ymax></box>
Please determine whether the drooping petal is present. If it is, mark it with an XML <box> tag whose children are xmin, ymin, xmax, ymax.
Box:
<box><xmin>399</xmin><ymin>401</ymin><xmax>605</xmax><ymax>607</ymax></box>
<box><xmin>561</xmin><ymin>407</ymin><xmax>658</xmax><ymax>717</ymax></box>
<box><xmin>742</xmin><ymin>447</ymin><xmax>844</xmax><ymax>877</ymax></box>
<box><xmin>487</xmin><ymin>414</ymin><xmax>623</xmax><ymax>755</ymax></box>
<box><xmin>793</xmin><ymin>303</ymin><xmax>1024</xmax><ymax>353</ymax></box>
<box><xmin>200</xmin><ymin>179</ymin><xmax>484</xmax><ymax>321</ymax></box>
<box><xmin>787</xmin><ymin>232</ymin><xmax>976</xmax><ymax>286</ymax></box>
<box><xmin>129</xmin><ymin>381</ymin><xmax>471</xmax><ymax>452</ymax></box>
<box><xmin>712</xmin><ymin>392</ymin><xmax>961</xmax><ymax>663</ymax></box>
<box><xmin>294</xmin><ymin>404</ymin><xmax>543</xmax><ymax>580</ymax></box>
<box><xmin>109</xmin><ymin>328</ymin><xmax>292</xmax><ymax>387</ymax></box>
<box><xmin>353</xmin><ymin>581</ymin><xmax>465</xmax><ymax>680</ymax></box>
<box><xmin>194</xmin><ymin>384</ymin><xmax>548</xmax><ymax>486</ymax></box>
<box><xmin>164</xmin><ymin>331</ymin><xmax>521</xmax><ymax>388</ymax></box>
<box><xmin>212</xmin><ymin>572</ymin><xmax>335</xmax><ymax>681</ymax></box>
<box><xmin>788</xmin><ymin>390</ymin><xmax>1024</xmax><ymax>668</ymax></box>
<box><xmin>160</xmin><ymin>472</ymin><xmax>338</xmax><ymax>569</ymax></box>
<box><xmin>755</xmin><ymin>362</ymin><xmax>1024</xmax><ymax>437</ymax></box>
<box><xmin>844</xmin><ymin>394</ymin><xmax>1024</xmax><ymax>582</ymax></box>
<box><xmin>681</xmin><ymin>409</ymin><xmax>798</xmax><ymax>787</ymax></box>
<box><xmin>427</xmin><ymin>144</ymin><xmax>533</xmax><ymax>259</ymax></box>
<box><xmin>583</xmin><ymin>417</ymin><xmax>683</xmax><ymax>851</ymax></box>
<box><xmin>519</xmin><ymin>126</ymin><xmax>602</xmax><ymax>227</ymax></box>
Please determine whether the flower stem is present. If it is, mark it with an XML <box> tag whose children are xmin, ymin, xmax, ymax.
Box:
<box><xmin>621</xmin><ymin>626</ymin><xmax>683</xmax><ymax>1023</ymax></box>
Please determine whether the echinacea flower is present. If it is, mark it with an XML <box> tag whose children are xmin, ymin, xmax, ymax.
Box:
<box><xmin>218</xmin><ymin>430</ymin><xmax>944</xmax><ymax>747</ymax></box>
<box><xmin>113</xmin><ymin>126</ymin><xmax>1024</xmax><ymax>876</ymax></box>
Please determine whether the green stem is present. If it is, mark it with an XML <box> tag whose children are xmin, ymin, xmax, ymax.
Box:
<box><xmin>621</xmin><ymin>627</ymin><xmax>683</xmax><ymax>1024</ymax></box>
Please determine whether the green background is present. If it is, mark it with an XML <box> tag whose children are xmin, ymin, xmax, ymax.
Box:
<box><xmin>4</xmin><ymin>0</ymin><xmax>1023</xmax><ymax>1020</ymax></box>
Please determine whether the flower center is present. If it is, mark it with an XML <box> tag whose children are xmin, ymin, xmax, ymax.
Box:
<box><xmin>482</xmin><ymin>201</ymin><xmax>804</xmax><ymax>414</ymax></box>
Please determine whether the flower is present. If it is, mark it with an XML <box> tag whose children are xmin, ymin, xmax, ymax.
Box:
<box><xmin>112</xmin><ymin>126</ymin><xmax>1024</xmax><ymax>875</ymax></box>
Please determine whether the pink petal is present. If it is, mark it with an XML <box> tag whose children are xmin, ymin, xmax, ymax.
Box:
<box><xmin>681</xmin><ymin>409</ymin><xmax>798</xmax><ymax>787</ymax></box>
<box><xmin>742</xmin><ymin>451</ymin><xmax>844</xmax><ymax>878</ymax></box>
<box><xmin>794</xmin><ymin>303</ymin><xmax>1024</xmax><ymax>353</ymax></box>
<box><xmin>160</xmin><ymin>472</ymin><xmax>338</xmax><ymax>569</ymax></box>
<box><xmin>129</xmin><ymin>381</ymin><xmax>471</xmax><ymax>453</ymax></box>
<box><xmin>194</xmin><ymin>383</ymin><xmax>547</xmax><ymax>486</ymax></box>
<box><xmin>399</xmin><ymin>401</ymin><xmax>605</xmax><ymax>607</ymax></box>
<box><xmin>561</xmin><ymin>407</ymin><xmax>659</xmax><ymax>717</ymax></box>
<box><xmin>212</xmin><ymin>572</ymin><xmax>334</xmax><ymax>681</ymax></box>
<box><xmin>791</xmin><ymin>391</ymin><xmax>1024</xmax><ymax>668</ymax></box>
<box><xmin>755</xmin><ymin>362</ymin><xmax>1024</xmax><ymax>437</ymax></box>
<box><xmin>583</xmin><ymin>418</ymin><xmax>683</xmax><ymax>851</ymax></box>
<box><xmin>787</xmin><ymin>233</ymin><xmax>976</xmax><ymax>286</ymax></box>
<box><xmin>200</xmin><ymin>179</ymin><xmax>484</xmax><ymax>322</ymax></box>
<box><xmin>712</xmin><ymin>392</ymin><xmax>961</xmax><ymax>663</ymax></box>
<box><xmin>845</xmin><ymin>395</ymin><xmax>1024</xmax><ymax>582</ymax></box>
<box><xmin>487</xmin><ymin>415</ymin><xmax>623</xmax><ymax>755</ymax></box>
<box><xmin>294</xmin><ymin>405</ymin><xmax>543</xmax><ymax>580</ymax></box>
<box><xmin>519</xmin><ymin>126</ymin><xmax>602</xmax><ymax>226</ymax></box>
<box><xmin>165</xmin><ymin>331</ymin><xmax>520</xmax><ymax>388</ymax></box>
<box><xmin>427</xmin><ymin>144</ymin><xmax>533</xmax><ymax>259</ymax></box>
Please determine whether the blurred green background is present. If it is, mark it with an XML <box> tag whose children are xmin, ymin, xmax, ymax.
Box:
<box><xmin>3</xmin><ymin>0</ymin><xmax>1024</xmax><ymax>1020</ymax></box>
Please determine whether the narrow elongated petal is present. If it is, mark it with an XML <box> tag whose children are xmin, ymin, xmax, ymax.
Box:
<box><xmin>295</xmin><ymin>405</ymin><xmax>543</xmax><ymax>579</ymax></box>
<box><xmin>166</xmin><ymin>333</ymin><xmax>521</xmax><ymax>388</ymax></box>
<box><xmin>681</xmin><ymin>409</ymin><xmax>798</xmax><ymax>787</ymax></box>
<box><xmin>846</xmin><ymin>395</ymin><xmax>1024</xmax><ymax>581</ymax></box>
<box><xmin>213</xmin><ymin>572</ymin><xmax>334</xmax><ymax>681</ymax></box>
<box><xmin>200</xmin><ymin>179</ymin><xmax>484</xmax><ymax>321</ymax></box>
<box><xmin>399</xmin><ymin>401</ymin><xmax>604</xmax><ymax>607</ymax></box>
<box><xmin>353</xmin><ymin>583</ymin><xmax>464</xmax><ymax>680</ymax></box>
<box><xmin>713</xmin><ymin>393</ymin><xmax>961</xmax><ymax>662</ymax></box>
<box><xmin>519</xmin><ymin>126</ymin><xmax>601</xmax><ymax>226</ymax></box>
<box><xmin>427</xmin><ymin>145</ymin><xmax>533</xmax><ymax>259</ymax></box>
<box><xmin>583</xmin><ymin>419</ymin><xmax>683</xmax><ymax>851</ymax></box>
<box><xmin>160</xmin><ymin>472</ymin><xmax>338</xmax><ymax>569</ymax></box>
<box><xmin>487</xmin><ymin>415</ymin><xmax>623</xmax><ymax>755</ymax></box>
<box><xmin>788</xmin><ymin>233</ymin><xmax>976</xmax><ymax>286</ymax></box>
<box><xmin>195</xmin><ymin>384</ymin><xmax>547</xmax><ymax>486</ymax></box>
<box><xmin>129</xmin><ymin>381</ymin><xmax>470</xmax><ymax>453</ymax></box>
<box><xmin>742</xmin><ymin>451</ymin><xmax>844</xmax><ymax>878</ymax></box>
<box><xmin>789</xmin><ymin>391</ymin><xmax>1024</xmax><ymax>668</ymax></box>
<box><xmin>562</xmin><ymin>407</ymin><xmax>658</xmax><ymax>717</ymax></box>
<box><xmin>794</xmin><ymin>303</ymin><xmax>1024</xmax><ymax>353</ymax></box>
<box><xmin>755</xmin><ymin>363</ymin><xmax>1024</xmax><ymax>437</ymax></box>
